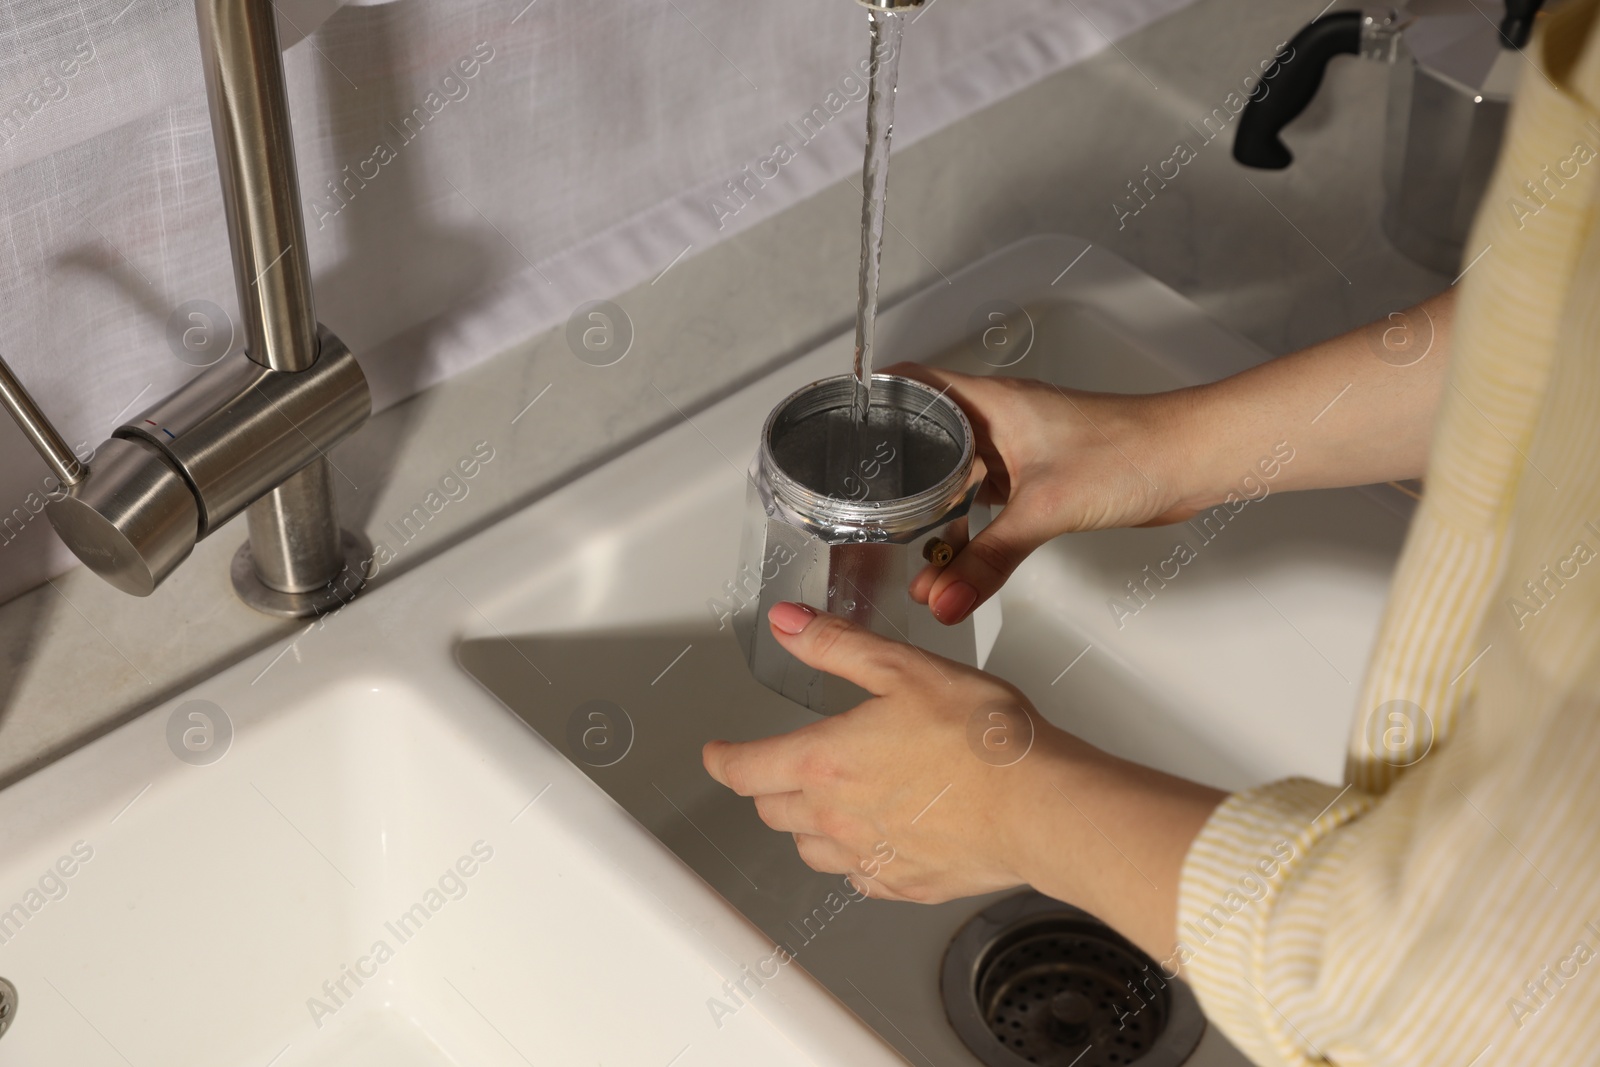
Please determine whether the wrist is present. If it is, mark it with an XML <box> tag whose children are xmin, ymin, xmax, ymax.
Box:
<box><xmin>1132</xmin><ymin>385</ymin><xmax>1224</xmax><ymax>520</ymax></box>
<box><xmin>993</xmin><ymin>726</ymin><xmax>1094</xmax><ymax>894</ymax></box>
<box><xmin>997</xmin><ymin>725</ymin><xmax>1228</xmax><ymax>958</ymax></box>
<box><xmin>1152</xmin><ymin>381</ymin><xmax>1279</xmax><ymax>520</ymax></box>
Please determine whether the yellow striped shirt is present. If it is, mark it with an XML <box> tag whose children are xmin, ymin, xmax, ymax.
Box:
<box><xmin>1177</xmin><ymin>4</ymin><xmax>1600</xmax><ymax>1063</ymax></box>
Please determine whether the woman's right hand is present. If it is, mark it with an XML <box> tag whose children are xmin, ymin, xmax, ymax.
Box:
<box><xmin>884</xmin><ymin>289</ymin><xmax>1456</xmax><ymax>626</ymax></box>
<box><xmin>884</xmin><ymin>363</ymin><xmax>1208</xmax><ymax>626</ymax></box>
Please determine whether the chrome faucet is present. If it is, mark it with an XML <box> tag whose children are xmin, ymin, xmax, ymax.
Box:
<box><xmin>0</xmin><ymin>0</ymin><xmax>369</xmax><ymax>618</ymax></box>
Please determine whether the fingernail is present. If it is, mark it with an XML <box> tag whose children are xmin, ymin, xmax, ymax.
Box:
<box><xmin>769</xmin><ymin>601</ymin><xmax>817</xmax><ymax>635</ymax></box>
<box><xmin>933</xmin><ymin>581</ymin><xmax>978</xmax><ymax>623</ymax></box>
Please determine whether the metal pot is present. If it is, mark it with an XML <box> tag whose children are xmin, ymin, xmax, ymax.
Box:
<box><xmin>734</xmin><ymin>373</ymin><xmax>1002</xmax><ymax>714</ymax></box>
<box><xmin>1234</xmin><ymin>0</ymin><xmax>1542</xmax><ymax>274</ymax></box>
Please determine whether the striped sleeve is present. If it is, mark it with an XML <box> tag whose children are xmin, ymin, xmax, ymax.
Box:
<box><xmin>1175</xmin><ymin>6</ymin><xmax>1600</xmax><ymax>1065</ymax></box>
<box><xmin>1175</xmin><ymin>779</ymin><xmax>1374</xmax><ymax>1067</ymax></box>
<box><xmin>1177</xmin><ymin>672</ymin><xmax>1600</xmax><ymax>1067</ymax></box>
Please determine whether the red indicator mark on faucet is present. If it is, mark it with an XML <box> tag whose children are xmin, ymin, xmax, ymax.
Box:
<box><xmin>144</xmin><ymin>419</ymin><xmax>176</xmax><ymax>440</ymax></box>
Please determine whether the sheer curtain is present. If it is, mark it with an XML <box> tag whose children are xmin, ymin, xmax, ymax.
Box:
<box><xmin>0</xmin><ymin>0</ymin><xmax>1193</xmax><ymax>605</ymax></box>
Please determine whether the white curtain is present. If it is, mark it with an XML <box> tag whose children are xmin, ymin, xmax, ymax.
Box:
<box><xmin>0</xmin><ymin>0</ymin><xmax>1193</xmax><ymax>606</ymax></box>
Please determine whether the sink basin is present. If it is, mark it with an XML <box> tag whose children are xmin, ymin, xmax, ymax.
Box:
<box><xmin>0</xmin><ymin>665</ymin><xmax>902</xmax><ymax>1065</ymax></box>
<box><xmin>0</xmin><ymin>235</ymin><xmax>1409</xmax><ymax>1066</ymax></box>
<box><xmin>453</xmin><ymin>235</ymin><xmax>1412</xmax><ymax>1066</ymax></box>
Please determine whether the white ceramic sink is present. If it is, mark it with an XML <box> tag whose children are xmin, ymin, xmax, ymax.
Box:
<box><xmin>0</xmin><ymin>669</ymin><xmax>904</xmax><ymax>1064</ymax></box>
<box><xmin>0</xmin><ymin>236</ymin><xmax>1410</xmax><ymax>1066</ymax></box>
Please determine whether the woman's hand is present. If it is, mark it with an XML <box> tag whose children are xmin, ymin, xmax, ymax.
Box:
<box><xmin>705</xmin><ymin>600</ymin><xmax>1053</xmax><ymax>903</ymax></box>
<box><xmin>885</xmin><ymin>288</ymin><xmax>1456</xmax><ymax>626</ymax></box>
<box><xmin>703</xmin><ymin>603</ymin><xmax>1225</xmax><ymax>958</ymax></box>
<box><xmin>883</xmin><ymin>362</ymin><xmax>1205</xmax><ymax>626</ymax></box>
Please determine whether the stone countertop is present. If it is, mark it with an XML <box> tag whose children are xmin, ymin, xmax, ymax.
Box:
<box><xmin>0</xmin><ymin>0</ymin><xmax>1449</xmax><ymax>787</ymax></box>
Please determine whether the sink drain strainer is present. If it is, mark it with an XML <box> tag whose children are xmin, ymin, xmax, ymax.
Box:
<box><xmin>0</xmin><ymin>977</ymin><xmax>16</xmax><ymax>1040</ymax></box>
<box><xmin>942</xmin><ymin>893</ymin><xmax>1203</xmax><ymax>1067</ymax></box>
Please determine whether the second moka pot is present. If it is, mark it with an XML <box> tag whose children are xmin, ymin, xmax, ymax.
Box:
<box><xmin>734</xmin><ymin>373</ymin><xmax>1003</xmax><ymax>714</ymax></box>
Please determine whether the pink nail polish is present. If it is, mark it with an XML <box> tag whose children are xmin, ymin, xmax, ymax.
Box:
<box><xmin>769</xmin><ymin>601</ymin><xmax>817</xmax><ymax>635</ymax></box>
<box><xmin>934</xmin><ymin>581</ymin><xmax>978</xmax><ymax>623</ymax></box>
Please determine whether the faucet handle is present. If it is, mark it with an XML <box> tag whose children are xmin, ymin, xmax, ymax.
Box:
<box><xmin>0</xmin><ymin>351</ymin><xmax>86</xmax><ymax>486</ymax></box>
<box><xmin>0</xmin><ymin>353</ymin><xmax>198</xmax><ymax>596</ymax></box>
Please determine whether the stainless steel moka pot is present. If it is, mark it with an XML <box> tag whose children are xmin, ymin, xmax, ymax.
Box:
<box><xmin>1234</xmin><ymin>0</ymin><xmax>1543</xmax><ymax>274</ymax></box>
<box><xmin>734</xmin><ymin>373</ymin><xmax>1002</xmax><ymax>714</ymax></box>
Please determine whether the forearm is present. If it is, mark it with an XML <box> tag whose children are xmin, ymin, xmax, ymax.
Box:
<box><xmin>1167</xmin><ymin>289</ymin><xmax>1455</xmax><ymax>513</ymax></box>
<box><xmin>1004</xmin><ymin>733</ymin><xmax>1226</xmax><ymax>961</ymax></box>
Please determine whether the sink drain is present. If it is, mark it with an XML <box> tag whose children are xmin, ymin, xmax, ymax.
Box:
<box><xmin>942</xmin><ymin>892</ymin><xmax>1203</xmax><ymax>1067</ymax></box>
<box><xmin>0</xmin><ymin>977</ymin><xmax>16</xmax><ymax>1040</ymax></box>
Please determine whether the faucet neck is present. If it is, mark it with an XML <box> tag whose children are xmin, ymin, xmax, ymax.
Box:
<box><xmin>194</xmin><ymin>0</ymin><xmax>320</xmax><ymax>373</ymax></box>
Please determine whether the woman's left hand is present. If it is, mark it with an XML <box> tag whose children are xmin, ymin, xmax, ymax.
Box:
<box><xmin>702</xmin><ymin>602</ymin><xmax>1226</xmax><ymax>959</ymax></box>
<box><xmin>704</xmin><ymin>600</ymin><xmax>1052</xmax><ymax>903</ymax></box>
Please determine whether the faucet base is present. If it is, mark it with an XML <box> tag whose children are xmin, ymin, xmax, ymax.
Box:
<box><xmin>230</xmin><ymin>527</ymin><xmax>370</xmax><ymax>618</ymax></box>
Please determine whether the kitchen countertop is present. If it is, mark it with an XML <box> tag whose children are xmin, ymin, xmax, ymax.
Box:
<box><xmin>0</xmin><ymin>0</ymin><xmax>1449</xmax><ymax>787</ymax></box>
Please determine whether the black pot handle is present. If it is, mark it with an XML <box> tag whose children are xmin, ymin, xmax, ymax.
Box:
<box><xmin>1233</xmin><ymin>11</ymin><xmax>1362</xmax><ymax>170</ymax></box>
<box><xmin>1499</xmin><ymin>0</ymin><xmax>1545</xmax><ymax>49</ymax></box>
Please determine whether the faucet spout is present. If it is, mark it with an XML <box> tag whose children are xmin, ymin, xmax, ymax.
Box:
<box><xmin>194</xmin><ymin>0</ymin><xmax>319</xmax><ymax>374</ymax></box>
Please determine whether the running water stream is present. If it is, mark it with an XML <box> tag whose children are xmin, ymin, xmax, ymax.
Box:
<box><xmin>850</xmin><ymin>8</ymin><xmax>906</xmax><ymax>427</ymax></box>
<box><xmin>823</xmin><ymin>6</ymin><xmax>908</xmax><ymax>502</ymax></box>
